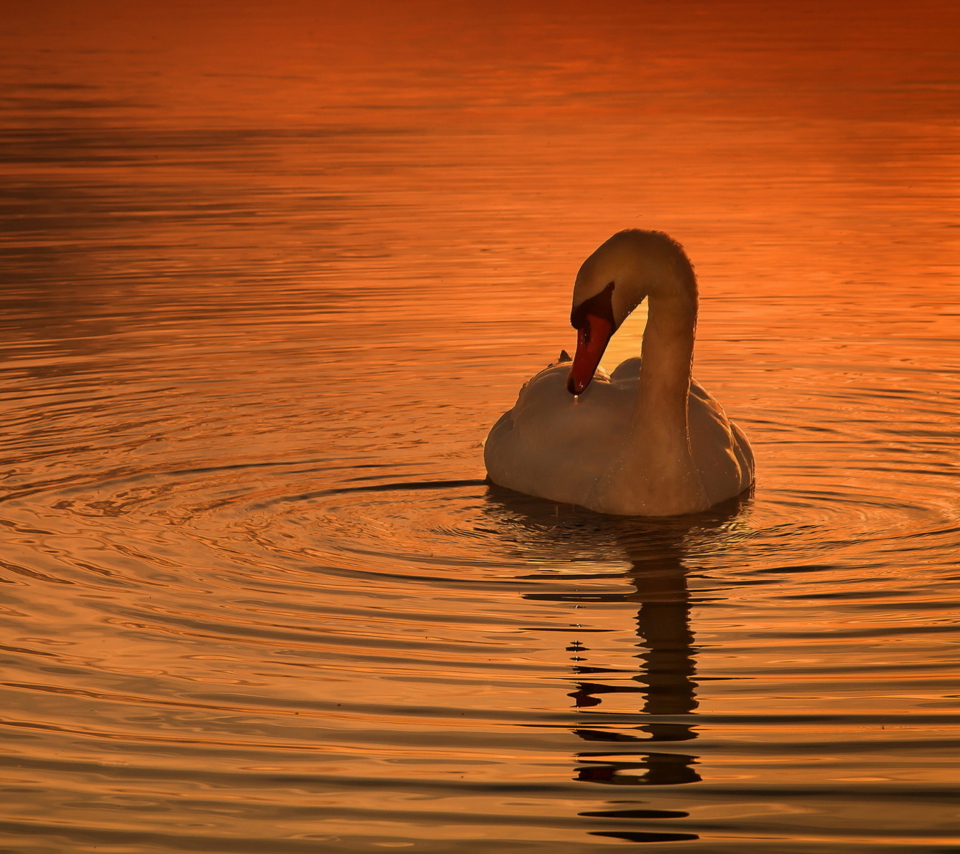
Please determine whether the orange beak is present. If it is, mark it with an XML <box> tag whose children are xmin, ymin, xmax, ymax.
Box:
<box><xmin>567</xmin><ymin>312</ymin><xmax>614</xmax><ymax>395</ymax></box>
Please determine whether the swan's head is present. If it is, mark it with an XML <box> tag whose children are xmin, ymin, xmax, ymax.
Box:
<box><xmin>567</xmin><ymin>230</ymin><xmax>695</xmax><ymax>395</ymax></box>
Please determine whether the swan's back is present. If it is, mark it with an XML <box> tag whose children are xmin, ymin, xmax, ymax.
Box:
<box><xmin>484</xmin><ymin>357</ymin><xmax>754</xmax><ymax>514</ymax></box>
<box><xmin>484</xmin><ymin>363</ymin><xmax>632</xmax><ymax>508</ymax></box>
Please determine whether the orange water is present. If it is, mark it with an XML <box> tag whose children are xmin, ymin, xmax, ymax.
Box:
<box><xmin>1</xmin><ymin>1</ymin><xmax>958</xmax><ymax>851</ymax></box>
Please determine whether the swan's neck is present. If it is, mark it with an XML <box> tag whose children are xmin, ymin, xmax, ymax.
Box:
<box><xmin>635</xmin><ymin>280</ymin><xmax>697</xmax><ymax>440</ymax></box>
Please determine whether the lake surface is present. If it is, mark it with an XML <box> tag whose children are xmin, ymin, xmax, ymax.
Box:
<box><xmin>1</xmin><ymin>1</ymin><xmax>958</xmax><ymax>851</ymax></box>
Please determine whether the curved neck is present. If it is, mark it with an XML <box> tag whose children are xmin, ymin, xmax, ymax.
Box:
<box><xmin>635</xmin><ymin>282</ymin><xmax>697</xmax><ymax>440</ymax></box>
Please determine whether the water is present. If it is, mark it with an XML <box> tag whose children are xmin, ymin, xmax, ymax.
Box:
<box><xmin>1</xmin><ymin>1</ymin><xmax>958</xmax><ymax>851</ymax></box>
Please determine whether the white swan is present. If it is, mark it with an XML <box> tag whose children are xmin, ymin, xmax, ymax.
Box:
<box><xmin>484</xmin><ymin>229</ymin><xmax>754</xmax><ymax>516</ymax></box>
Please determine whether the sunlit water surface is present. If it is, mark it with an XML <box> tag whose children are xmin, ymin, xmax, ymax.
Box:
<box><xmin>1</xmin><ymin>2</ymin><xmax>958</xmax><ymax>852</ymax></box>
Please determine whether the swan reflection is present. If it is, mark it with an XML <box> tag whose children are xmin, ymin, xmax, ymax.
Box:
<box><xmin>570</xmin><ymin>539</ymin><xmax>701</xmax><ymax>788</ymax></box>
<box><xmin>485</xmin><ymin>486</ymin><xmax>750</xmax><ymax>841</ymax></box>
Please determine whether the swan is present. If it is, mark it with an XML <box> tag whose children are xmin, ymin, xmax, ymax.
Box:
<box><xmin>484</xmin><ymin>229</ymin><xmax>754</xmax><ymax>516</ymax></box>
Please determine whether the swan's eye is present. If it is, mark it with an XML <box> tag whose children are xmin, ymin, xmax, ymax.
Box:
<box><xmin>570</xmin><ymin>282</ymin><xmax>615</xmax><ymax>332</ymax></box>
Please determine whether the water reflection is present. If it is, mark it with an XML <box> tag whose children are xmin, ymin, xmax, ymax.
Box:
<box><xmin>487</xmin><ymin>487</ymin><xmax>750</xmax><ymax>840</ymax></box>
<box><xmin>570</xmin><ymin>541</ymin><xmax>701</xmax><ymax>789</ymax></box>
<box><xmin>3</xmin><ymin>0</ymin><xmax>958</xmax><ymax>846</ymax></box>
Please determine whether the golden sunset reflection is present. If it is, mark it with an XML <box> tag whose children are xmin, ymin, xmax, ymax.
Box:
<box><xmin>1</xmin><ymin>0</ymin><xmax>958</xmax><ymax>851</ymax></box>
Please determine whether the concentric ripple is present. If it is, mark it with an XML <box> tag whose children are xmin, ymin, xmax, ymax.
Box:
<box><xmin>3</xmin><ymin>9</ymin><xmax>960</xmax><ymax>843</ymax></box>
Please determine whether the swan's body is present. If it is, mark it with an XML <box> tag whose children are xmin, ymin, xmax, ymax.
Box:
<box><xmin>484</xmin><ymin>230</ymin><xmax>754</xmax><ymax>516</ymax></box>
